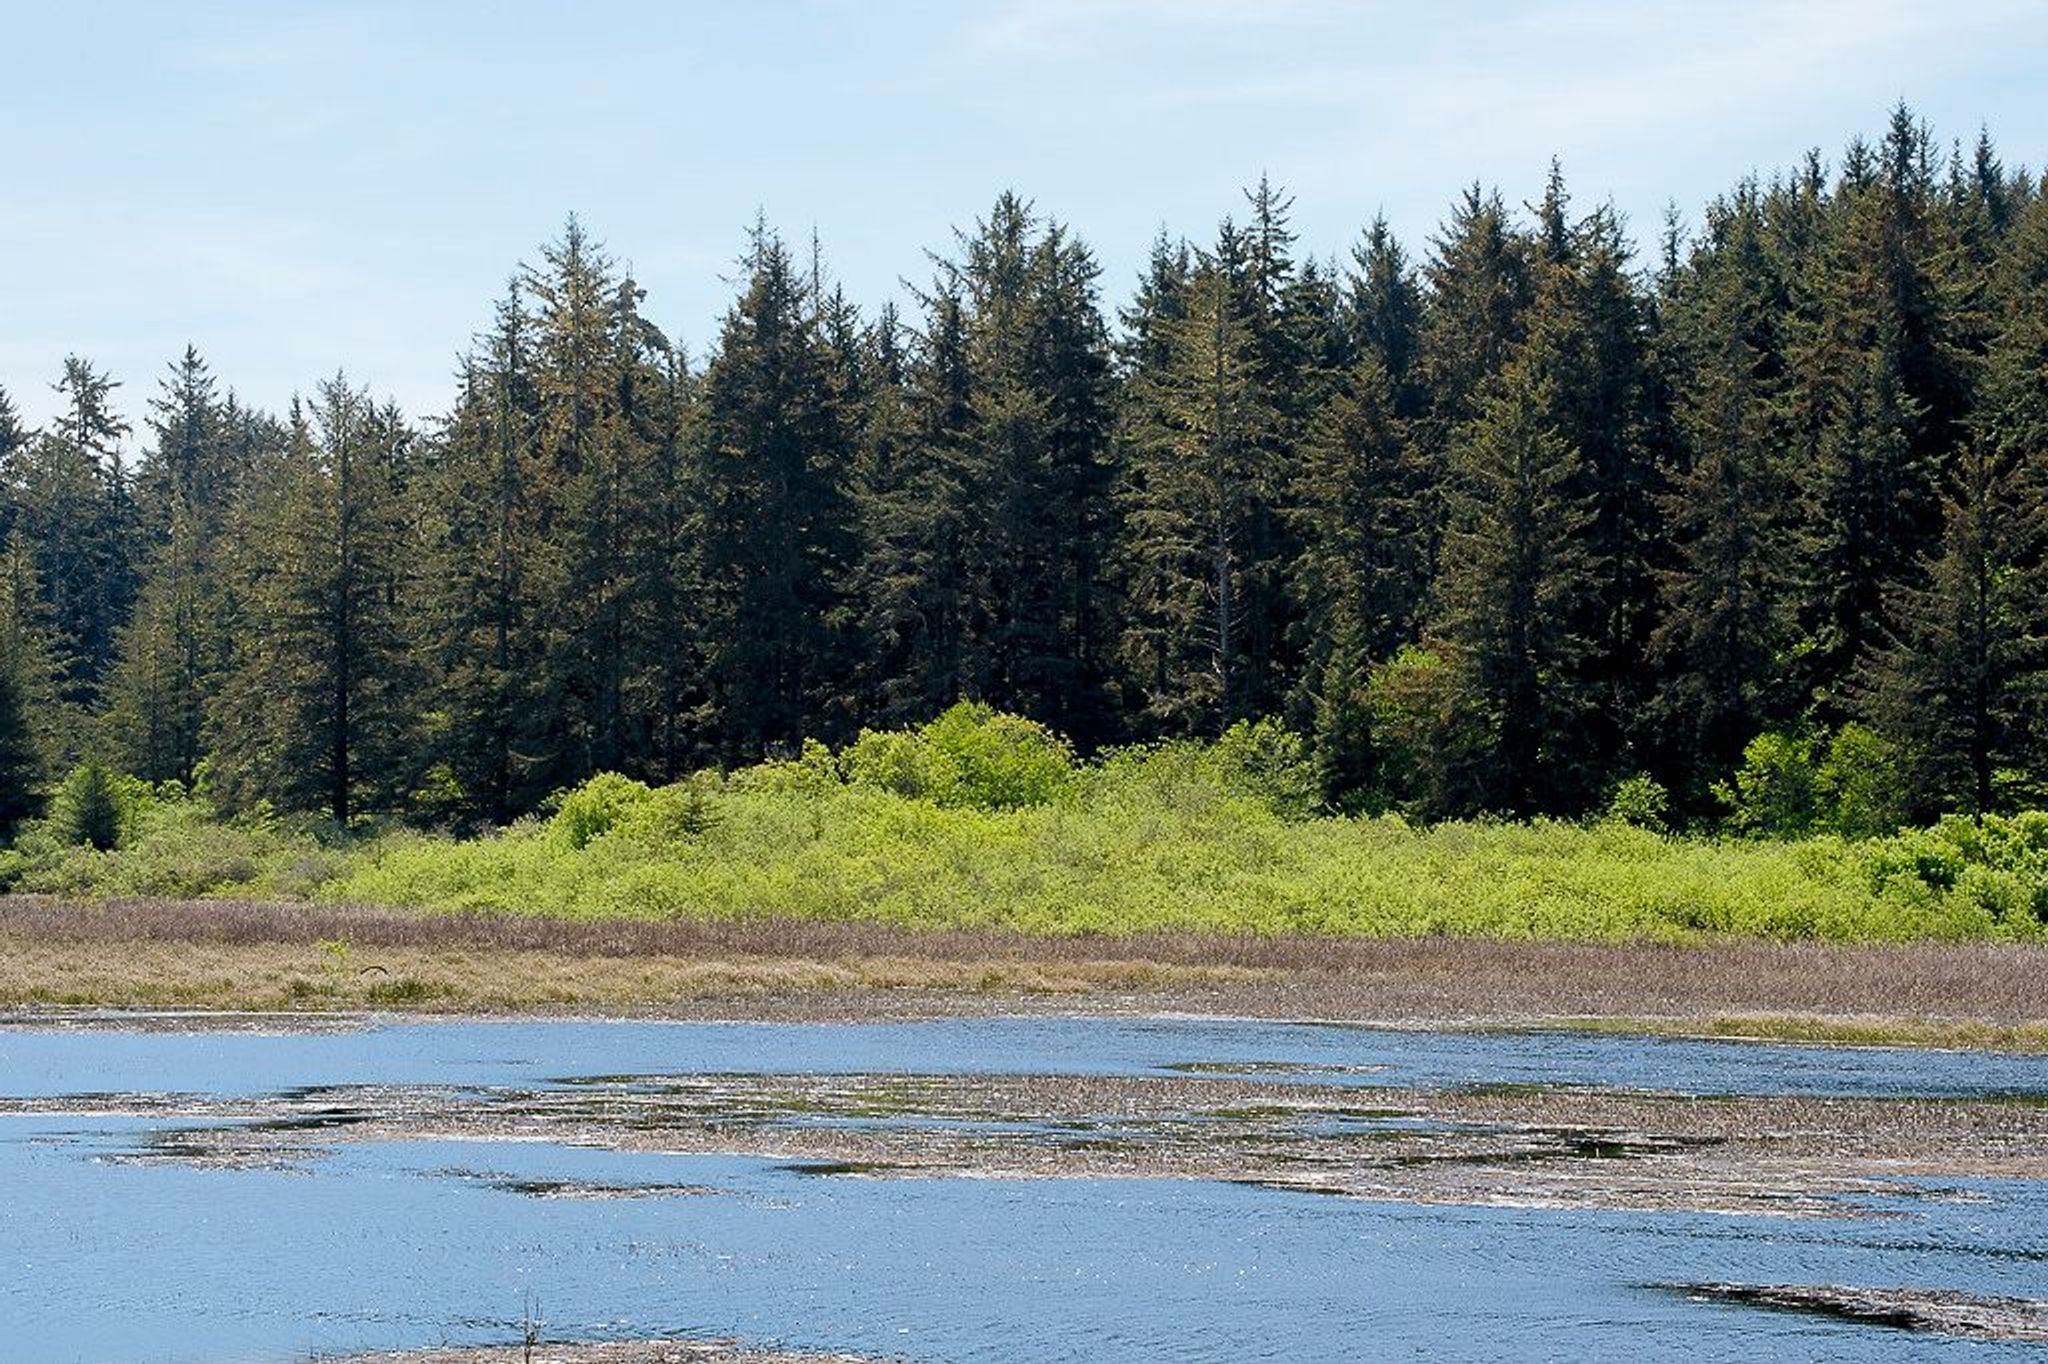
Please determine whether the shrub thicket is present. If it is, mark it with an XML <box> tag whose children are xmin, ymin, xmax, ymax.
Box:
<box><xmin>2</xmin><ymin>710</ymin><xmax>2043</xmax><ymax>944</ymax></box>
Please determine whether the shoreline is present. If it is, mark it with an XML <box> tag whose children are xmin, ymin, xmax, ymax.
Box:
<box><xmin>4</xmin><ymin>895</ymin><xmax>2047</xmax><ymax>1051</ymax></box>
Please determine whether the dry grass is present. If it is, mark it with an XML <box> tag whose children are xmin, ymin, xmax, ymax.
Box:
<box><xmin>0</xmin><ymin>938</ymin><xmax>1263</xmax><ymax>1012</ymax></box>
<box><xmin>5</xmin><ymin>894</ymin><xmax>2048</xmax><ymax>1045</ymax></box>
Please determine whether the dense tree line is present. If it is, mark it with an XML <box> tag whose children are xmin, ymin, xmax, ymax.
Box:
<box><xmin>3</xmin><ymin>107</ymin><xmax>2046</xmax><ymax>831</ymax></box>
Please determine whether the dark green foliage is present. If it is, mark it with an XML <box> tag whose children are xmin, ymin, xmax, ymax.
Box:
<box><xmin>1419</xmin><ymin>359</ymin><xmax>1600</xmax><ymax>815</ymax></box>
<box><xmin>12</xmin><ymin>107</ymin><xmax>2048</xmax><ymax>834</ymax></box>
<box><xmin>6</xmin><ymin>357</ymin><xmax>138</xmax><ymax>711</ymax></box>
<box><xmin>694</xmin><ymin>222</ymin><xmax>860</xmax><ymax>761</ymax></box>
<box><xmin>56</xmin><ymin>760</ymin><xmax>122</xmax><ymax>851</ymax></box>
<box><xmin>424</xmin><ymin>286</ymin><xmax>555</xmax><ymax>823</ymax></box>
<box><xmin>1651</xmin><ymin>184</ymin><xmax>1795</xmax><ymax>801</ymax></box>
<box><xmin>0</xmin><ymin>661</ymin><xmax>41</xmax><ymax>837</ymax></box>
<box><xmin>106</xmin><ymin>348</ymin><xmax>240</xmax><ymax>786</ymax></box>
<box><xmin>208</xmin><ymin>381</ymin><xmax>420</xmax><ymax>825</ymax></box>
<box><xmin>881</xmin><ymin>195</ymin><xmax>1121</xmax><ymax>741</ymax></box>
<box><xmin>1289</xmin><ymin>355</ymin><xmax>1422</xmax><ymax>805</ymax></box>
<box><xmin>1117</xmin><ymin>261</ymin><xmax>1281</xmax><ymax>733</ymax></box>
<box><xmin>1856</xmin><ymin>441</ymin><xmax>2042</xmax><ymax>816</ymax></box>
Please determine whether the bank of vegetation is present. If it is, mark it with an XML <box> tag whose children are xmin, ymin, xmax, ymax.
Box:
<box><xmin>3</xmin><ymin>108</ymin><xmax>2048</xmax><ymax>950</ymax></box>
<box><xmin>5</xmin><ymin>705</ymin><xmax>2047</xmax><ymax>944</ymax></box>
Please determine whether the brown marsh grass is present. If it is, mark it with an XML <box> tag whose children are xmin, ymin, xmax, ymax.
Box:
<box><xmin>3</xmin><ymin>894</ymin><xmax>2046</xmax><ymax>1045</ymax></box>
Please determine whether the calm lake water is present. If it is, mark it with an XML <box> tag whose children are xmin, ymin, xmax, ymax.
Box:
<box><xmin>3</xmin><ymin>1015</ymin><xmax>2045</xmax><ymax>1362</ymax></box>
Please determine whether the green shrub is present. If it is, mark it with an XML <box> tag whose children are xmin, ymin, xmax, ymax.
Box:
<box><xmin>842</xmin><ymin>727</ymin><xmax>951</xmax><ymax>802</ymax></box>
<box><xmin>1718</xmin><ymin>726</ymin><xmax>1906</xmax><ymax>841</ymax></box>
<box><xmin>1817</xmin><ymin>724</ymin><xmax>1905</xmax><ymax>839</ymax></box>
<box><xmin>843</xmin><ymin>701</ymin><xmax>1075</xmax><ymax>811</ymax></box>
<box><xmin>1716</xmin><ymin>732</ymin><xmax>1820</xmax><ymax>838</ymax></box>
<box><xmin>727</xmin><ymin>738</ymin><xmax>842</xmax><ymax>795</ymax></box>
<box><xmin>547</xmin><ymin>773</ymin><xmax>655</xmax><ymax>849</ymax></box>
<box><xmin>1865</xmin><ymin>812</ymin><xmax>2048</xmax><ymax>924</ymax></box>
<box><xmin>53</xmin><ymin>762</ymin><xmax>148</xmax><ymax>851</ymax></box>
<box><xmin>1366</xmin><ymin>644</ymin><xmax>1488</xmax><ymax>816</ymax></box>
<box><xmin>1207</xmin><ymin>718</ymin><xmax>1318</xmax><ymax>820</ymax></box>
<box><xmin>16</xmin><ymin>708</ymin><xmax>2048</xmax><ymax>947</ymax></box>
<box><xmin>1604</xmin><ymin>773</ymin><xmax>1670</xmax><ymax>832</ymax></box>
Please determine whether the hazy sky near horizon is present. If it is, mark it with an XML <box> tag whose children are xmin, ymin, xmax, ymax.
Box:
<box><xmin>4</xmin><ymin>0</ymin><xmax>2045</xmax><ymax>437</ymax></box>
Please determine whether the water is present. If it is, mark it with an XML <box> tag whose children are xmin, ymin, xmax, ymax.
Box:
<box><xmin>3</xmin><ymin>1015</ymin><xmax>2045</xmax><ymax>1362</ymax></box>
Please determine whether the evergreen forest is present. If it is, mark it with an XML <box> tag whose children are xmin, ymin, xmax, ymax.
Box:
<box><xmin>6</xmin><ymin>105</ymin><xmax>2048</xmax><ymax>842</ymax></box>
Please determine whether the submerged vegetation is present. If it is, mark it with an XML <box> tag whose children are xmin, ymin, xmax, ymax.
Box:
<box><xmin>5</xmin><ymin>704</ymin><xmax>2047</xmax><ymax>944</ymax></box>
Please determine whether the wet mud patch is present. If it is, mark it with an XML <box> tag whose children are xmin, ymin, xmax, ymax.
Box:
<box><xmin>1672</xmin><ymin>1282</ymin><xmax>2048</xmax><ymax>1342</ymax></box>
<box><xmin>332</xmin><ymin>1342</ymin><xmax>880</xmax><ymax>1363</ymax></box>
<box><xmin>444</xmin><ymin>1169</ymin><xmax>727</xmax><ymax>1200</ymax></box>
<box><xmin>0</xmin><ymin>1008</ymin><xmax>372</xmax><ymax>1034</ymax></box>
<box><xmin>1162</xmin><ymin>1059</ymin><xmax>1392</xmax><ymax>1078</ymax></box>
<box><xmin>14</xmin><ymin>1069</ymin><xmax>2048</xmax><ymax>1218</ymax></box>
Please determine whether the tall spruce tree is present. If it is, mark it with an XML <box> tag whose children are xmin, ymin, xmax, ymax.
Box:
<box><xmin>524</xmin><ymin>226</ymin><xmax>682</xmax><ymax>782</ymax></box>
<box><xmin>1779</xmin><ymin>110</ymin><xmax>1963</xmax><ymax>713</ymax></box>
<box><xmin>1653</xmin><ymin>185</ymin><xmax>1797</xmax><ymax>798</ymax></box>
<box><xmin>1116</xmin><ymin>263</ymin><xmax>1279</xmax><ymax>732</ymax></box>
<box><xmin>11</xmin><ymin>358</ymin><xmax>137</xmax><ymax>708</ymax></box>
<box><xmin>0</xmin><ymin>536</ymin><xmax>59</xmax><ymax>830</ymax></box>
<box><xmin>106</xmin><ymin>349</ymin><xmax>232</xmax><ymax>784</ymax></box>
<box><xmin>694</xmin><ymin>223</ymin><xmax>859</xmax><ymax>760</ymax></box>
<box><xmin>1859</xmin><ymin>181</ymin><xmax>2048</xmax><ymax>813</ymax></box>
<box><xmin>425</xmin><ymin>287</ymin><xmax>555</xmax><ymax>822</ymax></box>
<box><xmin>856</xmin><ymin>291</ymin><xmax>977</xmax><ymax>724</ymax></box>
<box><xmin>1421</xmin><ymin>358</ymin><xmax>1601</xmax><ymax>814</ymax></box>
<box><xmin>0</xmin><ymin>660</ymin><xmax>38</xmax><ymax>838</ymax></box>
<box><xmin>1857</xmin><ymin>439</ymin><xmax>2041</xmax><ymax>814</ymax></box>
<box><xmin>1516</xmin><ymin>191</ymin><xmax>1657</xmax><ymax>776</ymax></box>
<box><xmin>209</xmin><ymin>381</ymin><xmax>419</xmax><ymax>824</ymax></box>
<box><xmin>1416</xmin><ymin>187</ymin><xmax>1532</xmax><ymax>578</ymax></box>
<box><xmin>1288</xmin><ymin>354</ymin><xmax>1422</xmax><ymax>804</ymax></box>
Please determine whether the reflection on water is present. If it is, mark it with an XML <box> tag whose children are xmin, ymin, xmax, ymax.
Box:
<box><xmin>2</xmin><ymin>1015</ymin><xmax>2046</xmax><ymax>1362</ymax></box>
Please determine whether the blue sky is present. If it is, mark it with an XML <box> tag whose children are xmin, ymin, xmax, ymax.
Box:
<box><xmin>4</xmin><ymin>1</ymin><xmax>2044</xmax><ymax>438</ymax></box>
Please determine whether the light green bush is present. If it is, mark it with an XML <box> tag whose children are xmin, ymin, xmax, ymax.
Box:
<box><xmin>1716</xmin><ymin>731</ymin><xmax>1821</xmax><ymax>837</ymax></box>
<box><xmin>1864</xmin><ymin>812</ymin><xmax>2048</xmax><ymax>927</ymax></box>
<box><xmin>1819</xmin><ymin>724</ymin><xmax>1905</xmax><ymax>839</ymax></box>
<box><xmin>547</xmin><ymin>772</ymin><xmax>657</xmax><ymax>849</ymax></box>
<box><xmin>844</xmin><ymin>701</ymin><xmax>1076</xmax><ymax>811</ymax></box>
<box><xmin>1604</xmin><ymin>773</ymin><xmax>1670</xmax><ymax>831</ymax></box>
<box><xmin>14</xmin><ymin>711</ymin><xmax>2048</xmax><ymax>945</ymax></box>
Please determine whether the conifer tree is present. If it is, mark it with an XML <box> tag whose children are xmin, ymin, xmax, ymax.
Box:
<box><xmin>106</xmin><ymin>350</ymin><xmax>231</xmax><ymax>784</ymax></box>
<box><xmin>1420</xmin><ymin>359</ymin><xmax>1600</xmax><ymax>814</ymax></box>
<box><xmin>933</xmin><ymin>195</ymin><xmax>1120</xmax><ymax>738</ymax></box>
<box><xmin>0</xmin><ymin>526</ymin><xmax>54</xmax><ymax>833</ymax></box>
<box><xmin>857</xmin><ymin>291</ymin><xmax>976</xmax><ymax>723</ymax></box>
<box><xmin>1288</xmin><ymin>354</ymin><xmax>1422</xmax><ymax>803</ymax></box>
<box><xmin>12</xmin><ymin>358</ymin><xmax>137</xmax><ymax>705</ymax></box>
<box><xmin>1779</xmin><ymin>109</ymin><xmax>1963</xmax><ymax>712</ymax></box>
<box><xmin>0</xmin><ymin>538</ymin><xmax>75</xmax><ymax>768</ymax></box>
<box><xmin>1653</xmin><ymin>186</ymin><xmax>1796</xmax><ymax>794</ymax></box>
<box><xmin>210</xmin><ymin>381</ymin><xmax>419</xmax><ymax>824</ymax></box>
<box><xmin>1516</xmin><ymin>192</ymin><xmax>1658</xmax><ymax>773</ymax></box>
<box><xmin>0</xmin><ymin>382</ymin><xmax>30</xmax><ymax>544</ymax></box>
<box><xmin>425</xmin><ymin>287</ymin><xmax>554</xmax><ymax>822</ymax></box>
<box><xmin>1860</xmin><ymin>183</ymin><xmax>2048</xmax><ymax>813</ymax></box>
<box><xmin>1117</xmin><ymin>264</ymin><xmax>1279</xmax><ymax>732</ymax></box>
<box><xmin>693</xmin><ymin>223</ymin><xmax>859</xmax><ymax>759</ymax></box>
<box><xmin>1857</xmin><ymin>440</ymin><xmax>2040</xmax><ymax>814</ymax></box>
<box><xmin>1416</xmin><ymin>187</ymin><xmax>1532</xmax><ymax>577</ymax></box>
<box><xmin>0</xmin><ymin>661</ymin><xmax>39</xmax><ymax>838</ymax></box>
<box><xmin>1346</xmin><ymin>217</ymin><xmax>1426</xmax><ymax>419</ymax></box>
<box><xmin>623</xmin><ymin>336</ymin><xmax>700</xmax><ymax>780</ymax></box>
